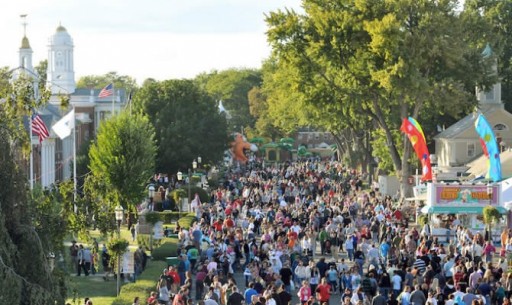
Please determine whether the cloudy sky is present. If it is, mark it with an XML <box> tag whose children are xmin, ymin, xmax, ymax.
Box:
<box><xmin>1</xmin><ymin>0</ymin><xmax>302</xmax><ymax>83</ymax></box>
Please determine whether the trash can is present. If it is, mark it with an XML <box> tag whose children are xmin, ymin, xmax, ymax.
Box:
<box><xmin>166</xmin><ymin>256</ymin><xmax>179</xmax><ymax>267</ymax></box>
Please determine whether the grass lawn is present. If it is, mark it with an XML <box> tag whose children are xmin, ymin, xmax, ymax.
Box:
<box><xmin>66</xmin><ymin>275</ymin><xmax>118</xmax><ymax>305</ymax></box>
<box><xmin>64</xmin><ymin>234</ymin><xmax>179</xmax><ymax>305</ymax></box>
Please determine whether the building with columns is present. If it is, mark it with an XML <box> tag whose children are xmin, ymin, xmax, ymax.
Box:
<box><xmin>20</xmin><ymin>24</ymin><xmax>127</xmax><ymax>188</ymax></box>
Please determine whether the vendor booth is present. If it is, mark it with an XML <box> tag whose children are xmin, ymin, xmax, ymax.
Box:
<box><xmin>421</xmin><ymin>183</ymin><xmax>507</xmax><ymax>242</ymax></box>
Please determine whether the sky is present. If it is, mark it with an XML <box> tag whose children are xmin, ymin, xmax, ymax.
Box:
<box><xmin>1</xmin><ymin>0</ymin><xmax>303</xmax><ymax>84</ymax></box>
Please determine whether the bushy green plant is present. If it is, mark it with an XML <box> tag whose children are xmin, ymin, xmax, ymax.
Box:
<box><xmin>177</xmin><ymin>186</ymin><xmax>209</xmax><ymax>202</ymax></box>
<box><xmin>144</xmin><ymin>212</ymin><xmax>161</xmax><ymax>226</ymax></box>
<box><xmin>417</xmin><ymin>214</ymin><xmax>429</xmax><ymax>226</ymax></box>
<box><xmin>137</xmin><ymin>234</ymin><xmax>161</xmax><ymax>250</ymax></box>
<box><xmin>151</xmin><ymin>240</ymin><xmax>179</xmax><ymax>261</ymax></box>
<box><xmin>178</xmin><ymin>215</ymin><xmax>197</xmax><ymax>229</ymax></box>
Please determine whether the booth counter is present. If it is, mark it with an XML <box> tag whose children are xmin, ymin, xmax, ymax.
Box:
<box><xmin>420</xmin><ymin>183</ymin><xmax>507</xmax><ymax>242</ymax></box>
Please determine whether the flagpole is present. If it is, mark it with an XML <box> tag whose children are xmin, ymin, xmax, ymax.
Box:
<box><xmin>29</xmin><ymin>116</ymin><xmax>34</xmax><ymax>190</ymax></box>
<box><xmin>112</xmin><ymin>83</ymin><xmax>115</xmax><ymax>116</ymax></box>
<box><xmin>73</xmin><ymin>108</ymin><xmax>77</xmax><ymax>202</ymax></box>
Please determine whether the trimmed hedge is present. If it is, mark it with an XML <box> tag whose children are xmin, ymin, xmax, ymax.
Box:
<box><xmin>151</xmin><ymin>238</ymin><xmax>180</xmax><ymax>261</ymax></box>
<box><xmin>176</xmin><ymin>186</ymin><xmax>209</xmax><ymax>203</ymax></box>
<box><xmin>143</xmin><ymin>211</ymin><xmax>195</xmax><ymax>225</ymax></box>
<box><xmin>136</xmin><ymin>234</ymin><xmax>161</xmax><ymax>250</ymax></box>
<box><xmin>178</xmin><ymin>214</ymin><xmax>196</xmax><ymax>229</ymax></box>
<box><xmin>111</xmin><ymin>260</ymin><xmax>166</xmax><ymax>305</ymax></box>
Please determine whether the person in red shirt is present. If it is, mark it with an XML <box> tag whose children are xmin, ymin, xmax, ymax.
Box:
<box><xmin>224</xmin><ymin>216</ymin><xmax>235</xmax><ymax>229</ymax></box>
<box><xmin>213</xmin><ymin>219</ymin><xmax>223</xmax><ymax>232</ymax></box>
<box><xmin>166</xmin><ymin>267</ymin><xmax>180</xmax><ymax>293</ymax></box>
<box><xmin>316</xmin><ymin>278</ymin><xmax>331</xmax><ymax>305</ymax></box>
<box><xmin>147</xmin><ymin>291</ymin><xmax>158</xmax><ymax>304</ymax></box>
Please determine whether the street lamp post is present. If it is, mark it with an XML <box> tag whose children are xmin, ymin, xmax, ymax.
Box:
<box><xmin>198</xmin><ymin>156</ymin><xmax>202</xmax><ymax>170</ymax></box>
<box><xmin>177</xmin><ymin>171</ymin><xmax>183</xmax><ymax>219</ymax></box>
<box><xmin>148</xmin><ymin>185</ymin><xmax>155</xmax><ymax>199</ymax></box>
<box><xmin>114</xmin><ymin>205</ymin><xmax>124</xmax><ymax>296</ymax></box>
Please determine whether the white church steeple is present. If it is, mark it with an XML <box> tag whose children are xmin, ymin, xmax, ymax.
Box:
<box><xmin>19</xmin><ymin>15</ymin><xmax>34</xmax><ymax>72</ymax></box>
<box><xmin>47</xmin><ymin>24</ymin><xmax>76</xmax><ymax>94</ymax></box>
<box><xmin>476</xmin><ymin>43</ymin><xmax>503</xmax><ymax>111</ymax></box>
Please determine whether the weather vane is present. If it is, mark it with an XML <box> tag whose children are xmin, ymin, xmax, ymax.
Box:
<box><xmin>20</xmin><ymin>14</ymin><xmax>28</xmax><ymax>36</ymax></box>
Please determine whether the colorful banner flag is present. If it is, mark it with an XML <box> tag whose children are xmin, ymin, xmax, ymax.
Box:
<box><xmin>474</xmin><ymin>114</ymin><xmax>501</xmax><ymax>182</ymax></box>
<box><xmin>400</xmin><ymin>117</ymin><xmax>432</xmax><ymax>181</ymax></box>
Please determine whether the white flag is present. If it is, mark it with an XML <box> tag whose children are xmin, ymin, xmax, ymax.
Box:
<box><xmin>52</xmin><ymin>109</ymin><xmax>75</xmax><ymax>140</ymax></box>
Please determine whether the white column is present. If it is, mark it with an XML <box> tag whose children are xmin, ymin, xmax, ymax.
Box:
<box><xmin>41</xmin><ymin>141</ymin><xmax>47</xmax><ymax>187</ymax></box>
<box><xmin>49</xmin><ymin>139</ymin><xmax>56</xmax><ymax>186</ymax></box>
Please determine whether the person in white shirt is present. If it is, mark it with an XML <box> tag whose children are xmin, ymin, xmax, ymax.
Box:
<box><xmin>392</xmin><ymin>273</ymin><xmax>402</xmax><ymax>297</ymax></box>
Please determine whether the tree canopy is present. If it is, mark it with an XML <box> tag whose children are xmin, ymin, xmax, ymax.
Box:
<box><xmin>265</xmin><ymin>0</ymin><xmax>494</xmax><ymax>195</ymax></box>
<box><xmin>76</xmin><ymin>71</ymin><xmax>138</xmax><ymax>93</ymax></box>
<box><xmin>133</xmin><ymin>79</ymin><xmax>228</xmax><ymax>174</ymax></box>
<box><xmin>197</xmin><ymin>68</ymin><xmax>261</xmax><ymax>133</ymax></box>
<box><xmin>86</xmin><ymin>110</ymin><xmax>157</xmax><ymax>215</ymax></box>
<box><xmin>0</xmin><ymin>68</ymin><xmax>66</xmax><ymax>304</ymax></box>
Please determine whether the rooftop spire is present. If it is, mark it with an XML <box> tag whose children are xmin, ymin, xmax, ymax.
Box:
<box><xmin>20</xmin><ymin>14</ymin><xmax>27</xmax><ymax>36</ymax></box>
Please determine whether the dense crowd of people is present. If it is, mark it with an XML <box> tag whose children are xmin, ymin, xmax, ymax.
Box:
<box><xmin>139</xmin><ymin>159</ymin><xmax>510</xmax><ymax>305</ymax></box>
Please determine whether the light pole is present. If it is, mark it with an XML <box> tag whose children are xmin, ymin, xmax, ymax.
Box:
<box><xmin>114</xmin><ymin>205</ymin><xmax>123</xmax><ymax>296</ymax></box>
<box><xmin>148</xmin><ymin>185</ymin><xmax>155</xmax><ymax>199</ymax></box>
<box><xmin>177</xmin><ymin>171</ymin><xmax>183</xmax><ymax>219</ymax></box>
<box><xmin>198</xmin><ymin>156</ymin><xmax>202</xmax><ymax>170</ymax></box>
<box><xmin>47</xmin><ymin>252</ymin><xmax>55</xmax><ymax>272</ymax></box>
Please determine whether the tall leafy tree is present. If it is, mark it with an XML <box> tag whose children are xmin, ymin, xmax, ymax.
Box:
<box><xmin>266</xmin><ymin>0</ymin><xmax>492</xmax><ymax>196</ymax></box>
<box><xmin>0</xmin><ymin>68</ymin><xmax>66</xmax><ymax>304</ymax></box>
<box><xmin>87</xmin><ymin>111</ymin><xmax>156</xmax><ymax>215</ymax></box>
<box><xmin>133</xmin><ymin>79</ymin><xmax>228</xmax><ymax>174</ymax></box>
<box><xmin>197</xmin><ymin>68</ymin><xmax>261</xmax><ymax>133</ymax></box>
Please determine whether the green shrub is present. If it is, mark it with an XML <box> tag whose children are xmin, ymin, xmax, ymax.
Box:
<box><xmin>151</xmin><ymin>239</ymin><xmax>179</xmax><ymax>261</ymax></box>
<box><xmin>137</xmin><ymin>234</ymin><xmax>161</xmax><ymax>250</ymax></box>
<box><xmin>177</xmin><ymin>186</ymin><xmax>209</xmax><ymax>203</ymax></box>
<box><xmin>178</xmin><ymin>215</ymin><xmax>197</xmax><ymax>229</ymax></box>
<box><xmin>111</xmin><ymin>260</ymin><xmax>166</xmax><ymax>305</ymax></box>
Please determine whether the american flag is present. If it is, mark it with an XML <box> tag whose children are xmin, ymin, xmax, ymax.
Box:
<box><xmin>98</xmin><ymin>83</ymin><xmax>113</xmax><ymax>98</ymax></box>
<box><xmin>31</xmin><ymin>114</ymin><xmax>50</xmax><ymax>143</ymax></box>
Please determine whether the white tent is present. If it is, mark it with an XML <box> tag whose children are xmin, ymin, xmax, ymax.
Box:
<box><xmin>466</xmin><ymin>150</ymin><xmax>512</xmax><ymax>178</ymax></box>
<box><xmin>502</xmin><ymin>177</ymin><xmax>512</xmax><ymax>206</ymax></box>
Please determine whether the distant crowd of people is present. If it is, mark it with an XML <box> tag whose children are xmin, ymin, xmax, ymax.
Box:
<box><xmin>110</xmin><ymin>159</ymin><xmax>511</xmax><ymax>305</ymax></box>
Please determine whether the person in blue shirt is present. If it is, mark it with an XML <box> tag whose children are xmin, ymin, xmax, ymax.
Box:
<box><xmin>380</xmin><ymin>241</ymin><xmax>390</xmax><ymax>266</ymax></box>
<box><xmin>244</xmin><ymin>282</ymin><xmax>258</xmax><ymax>305</ymax></box>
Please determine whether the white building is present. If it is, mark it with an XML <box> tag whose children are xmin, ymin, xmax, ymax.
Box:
<box><xmin>21</xmin><ymin>24</ymin><xmax>127</xmax><ymax>188</ymax></box>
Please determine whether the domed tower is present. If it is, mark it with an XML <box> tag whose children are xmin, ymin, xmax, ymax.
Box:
<box><xmin>47</xmin><ymin>24</ymin><xmax>76</xmax><ymax>94</ymax></box>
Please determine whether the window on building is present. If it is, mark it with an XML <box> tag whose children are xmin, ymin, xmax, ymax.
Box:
<box><xmin>297</xmin><ymin>133</ymin><xmax>303</xmax><ymax>140</ymax></box>
<box><xmin>315</xmin><ymin>133</ymin><xmax>320</xmax><ymax>140</ymax></box>
<box><xmin>485</xmin><ymin>89</ymin><xmax>494</xmax><ymax>101</ymax></box>
<box><xmin>494</xmin><ymin>123</ymin><xmax>508</xmax><ymax>131</ymax></box>
<box><xmin>467</xmin><ymin>142</ymin><xmax>476</xmax><ymax>158</ymax></box>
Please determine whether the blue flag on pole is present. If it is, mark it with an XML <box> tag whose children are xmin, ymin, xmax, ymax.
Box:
<box><xmin>474</xmin><ymin>114</ymin><xmax>502</xmax><ymax>182</ymax></box>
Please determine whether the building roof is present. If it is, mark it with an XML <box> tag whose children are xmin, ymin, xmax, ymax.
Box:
<box><xmin>56</xmin><ymin>25</ymin><xmax>67</xmax><ymax>32</ymax></box>
<box><xmin>433</xmin><ymin>112</ymin><xmax>478</xmax><ymax>139</ymax></box>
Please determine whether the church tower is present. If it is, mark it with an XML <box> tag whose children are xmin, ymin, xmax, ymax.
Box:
<box><xmin>16</xmin><ymin>15</ymin><xmax>39</xmax><ymax>96</ymax></box>
<box><xmin>476</xmin><ymin>44</ymin><xmax>503</xmax><ymax>111</ymax></box>
<box><xmin>47</xmin><ymin>24</ymin><xmax>76</xmax><ymax>94</ymax></box>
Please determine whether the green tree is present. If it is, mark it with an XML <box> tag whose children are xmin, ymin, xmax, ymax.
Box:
<box><xmin>265</xmin><ymin>0</ymin><xmax>492</xmax><ymax>196</ymax></box>
<box><xmin>87</xmin><ymin>111</ymin><xmax>157</xmax><ymax>217</ymax></box>
<box><xmin>133</xmin><ymin>79</ymin><xmax>228</xmax><ymax>174</ymax></box>
<box><xmin>482</xmin><ymin>205</ymin><xmax>502</xmax><ymax>241</ymax></box>
<box><xmin>76</xmin><ymin>71</ymin><xmax>137</xmax><ymax>93</ymax></box>
<box><xmin>0</xmin><ymin>68</ymin><xmax>66</xmax><ymax>304</ymax></box>
<box><xmin>198</xmin><ymin>68</ymin><xmax>261</xmax><ymax>132</ymax></box>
